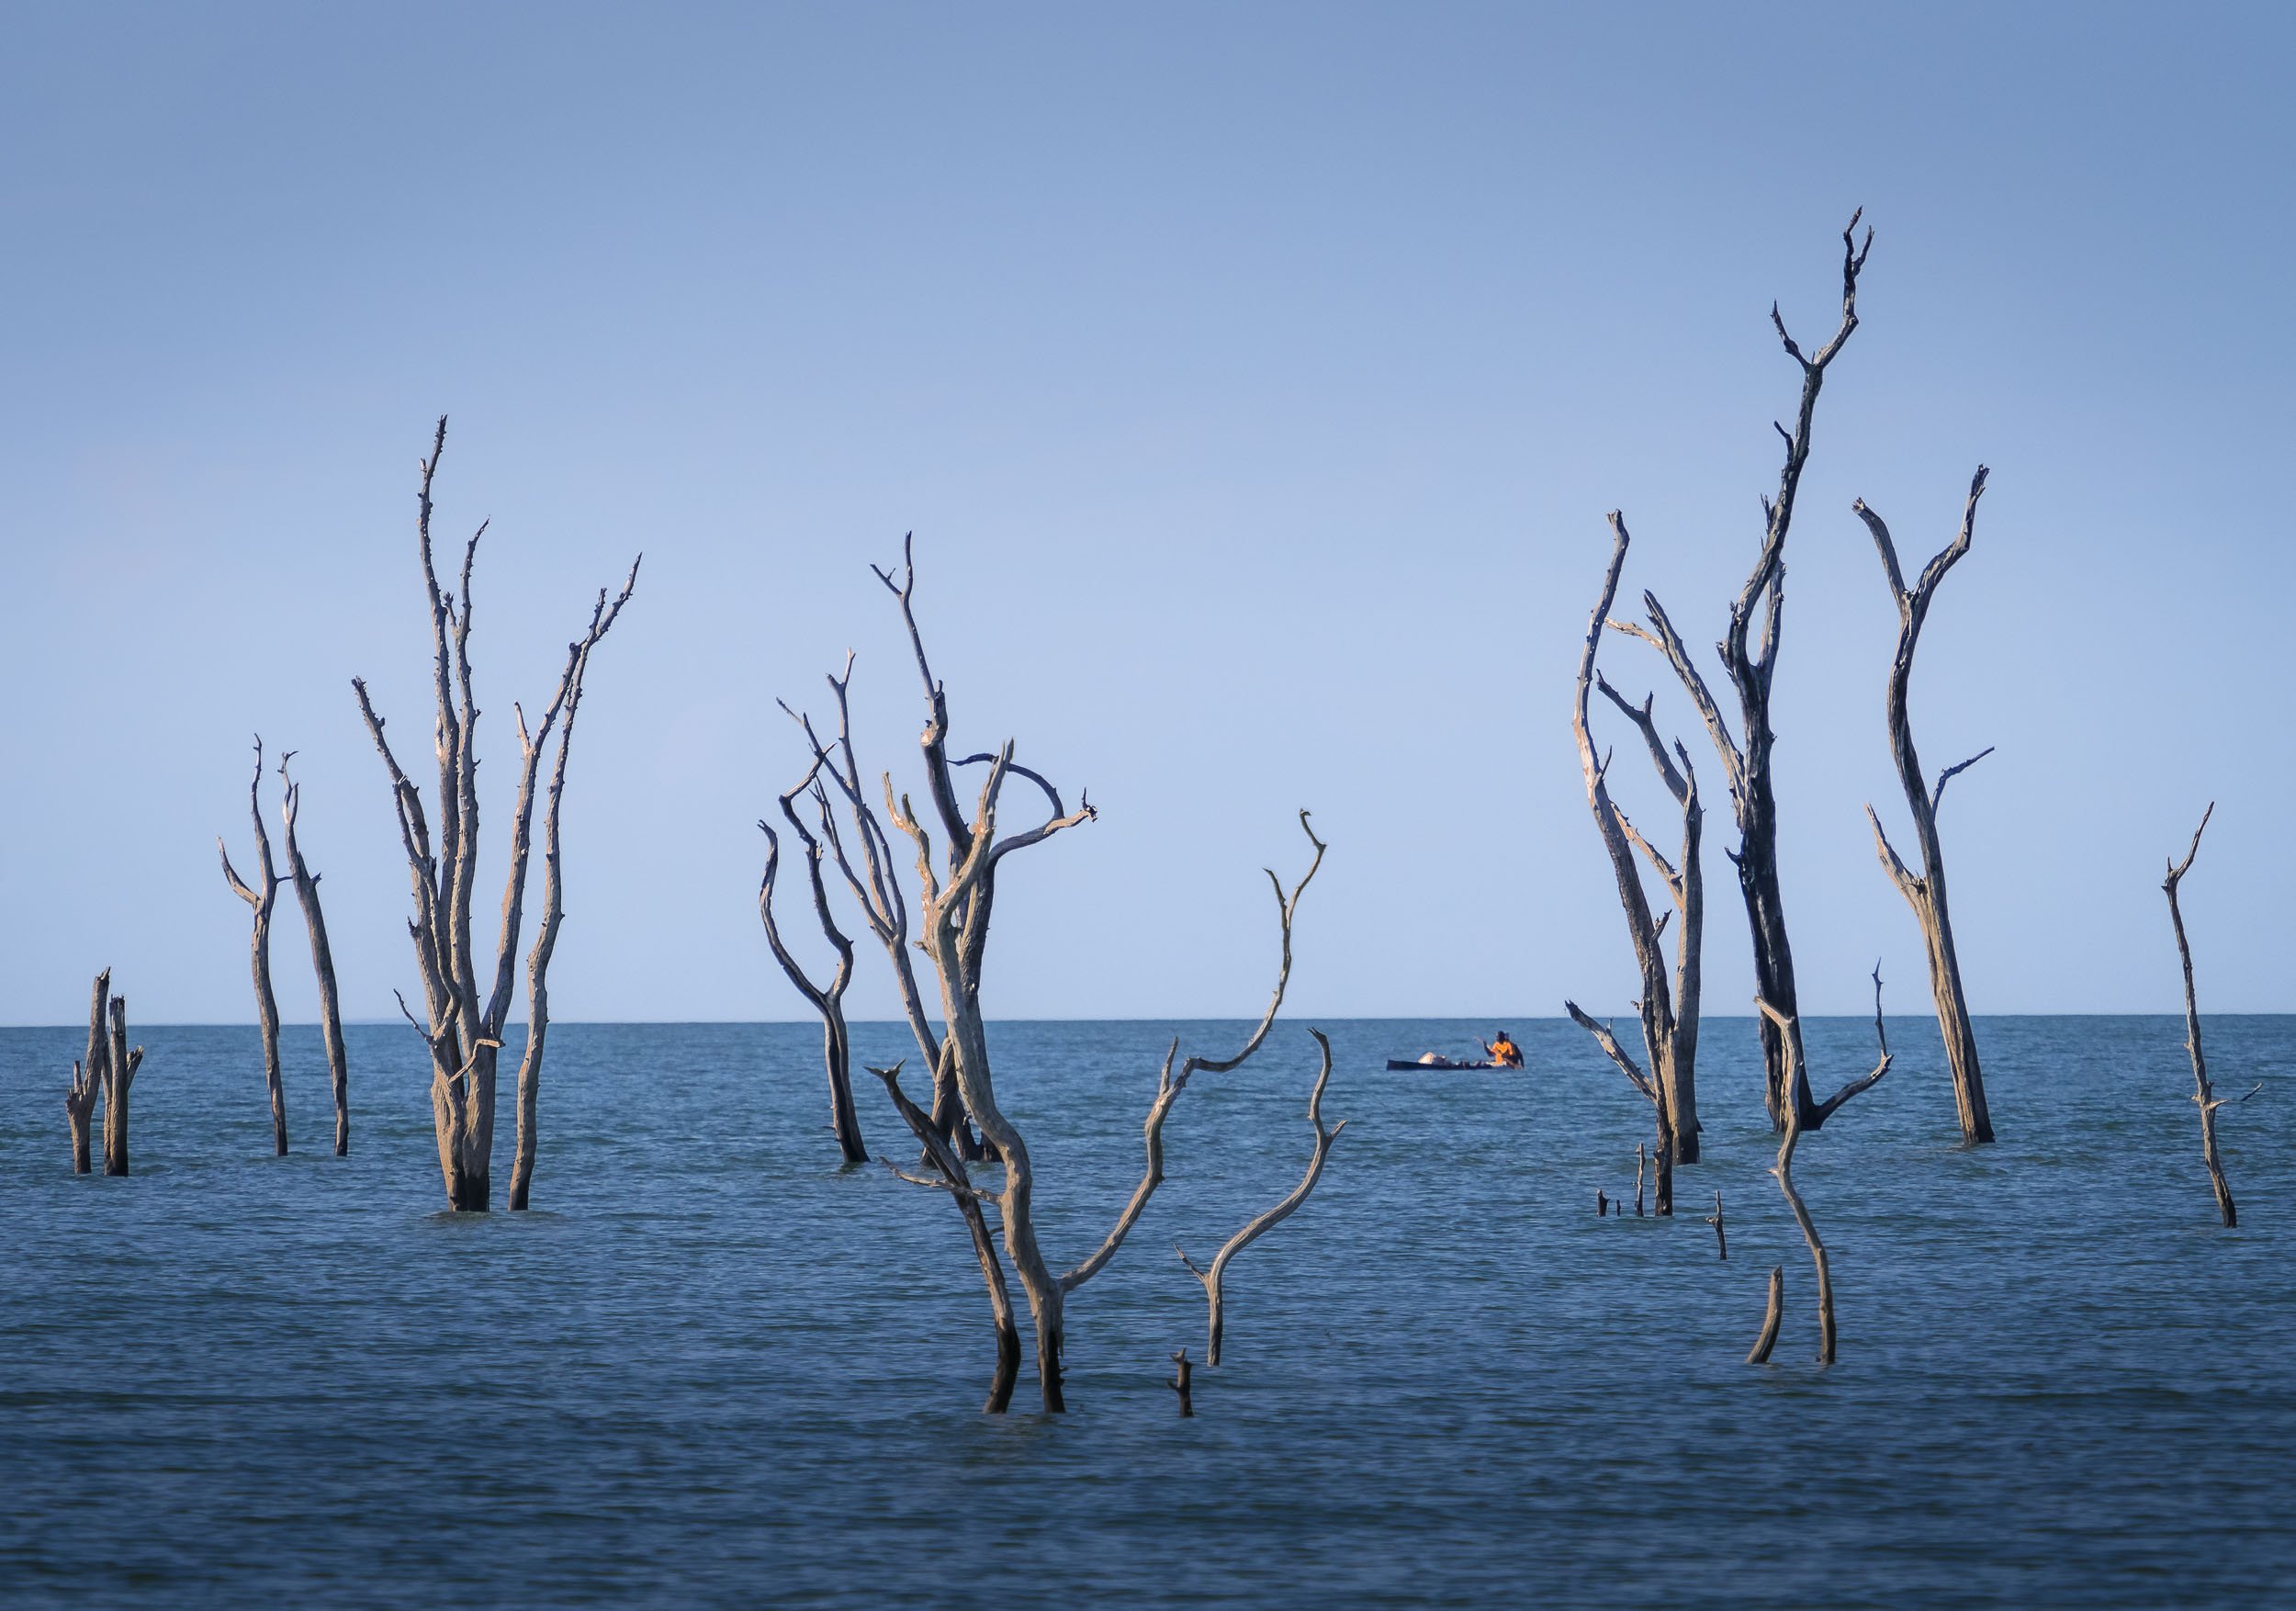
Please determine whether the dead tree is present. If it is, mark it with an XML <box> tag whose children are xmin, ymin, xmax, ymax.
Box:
<box><xmin>219</xmin><ymin>736</ymin><xmax>287</xmax><ymax>1156</ymax></box>
<box><xmin>1851</xmin><ymin>467</ymin><xmax>1997</xmax><ymax>1144</ymax></box>
<box><xmin>2165</xmin><ymin>805</ymin><xmax>2247</xmax><ymax>1228</ymax></box>
<box><xmin>887</xmin><ymin>787</ymin><xmax>1322</xmax><ymax>1411</ymax></box>
<box><xmin>760</xmin><ymin>756</ymin><xmax>866</xmax><ymax>1165</ymax></box>
<box><xmin>352</xmin><ymin>416</ymin><xmax>637</xmax><ymax>1212</ymax></box>
<box><xmin>1753</xmin><ymin>966</ymin><xmax>1893</xmax><ymax>1365</ymax></box>
<box><xmin>64</xmin><ymin>971</ymin><xmax>112</xmax><ymax>1174</ymax></box>
<box><xmin>278</xmin><ymin>752</ymin><xmax>350</xmax><ymax>1156</ymax></box>
<box><xmin>1609</xmin><ymin>213</ymin><xmax>1873</xmax><ymax>1132</ymax></box>
<box><xmin>96</xmin><ymin>981</ymin><xmax>144</xmax><ymax>1177</ymax></box>
<box><xmin>508</xmin><ymin>604</ymin><xmax>620</xmax><ymax>1212</ymax></box>
<box><xmin>802</xmin><ymin>537</ymin><xmax>1324</xmax><ymax>1412</ymax></box>
<box><xmin>1574</xmin><ymin>518</ymin><xmax>1704</xmax><ymax>1166</ymax></box>
<box><xmin>1176</xmin><ymin>1027</ymin><xmax>1346</xmax><ymax>1367</ymax></box>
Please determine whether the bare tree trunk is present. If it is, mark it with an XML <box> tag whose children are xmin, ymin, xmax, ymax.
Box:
<box><xmin>219</xmin><ymin>737</ymin><xmax>287</xmax><ymax>1155</ymax></box>
<box><xmin>353</xmin><ymin>417</ymin><xmax>636</xmax><ymax>1212</ymax></box>
<box><xmin>277</xmin><ymin>754</ymin><xmax>350</xmax><ymax>1155</ymax></box>
<box><xmin>871</xmin><ymin>1056</ymin><xmax>1023</xmax><ymax>1411</ymax></box>
<box><xmin>65</xmin><ymin>970</ymin><xmax>109</xmax><ymax>1174</ymax></box>
<box><xmin>99</xmin><ymin>989</ymin><xmax>145</xmax><ymax>1177</ymax></box>
<box><xmin>1177</xmin><ymin>1028</ymin><xmax>1345</xmax><ymax>1367</ymax></box>
<box><xmin>1754</xmin><ymin>968</ymin><xmax>1893</xmax><ymax>1364</ymax></box>
<box><xmin>759</xmin><ymin>753</ymin><xmax>865</xmax><ymax>1166</ymax></box>
<box><xmin>1167</xmin><ymin>1349</ymin><xmax>1195</xmax><ymax>1416</ymax></box>
<box><xmin>1573</xmin><ymin>518</ymin><xmax>1704</xmax><ymax>1165</ymax></box>
<box><xmin>1609</xmin><ymin>214</ymin><xmax>1872</xmax><ymax>1132</ymax></box>
<box><xmin>784</xmin><ymin>656</ymin><xmax>952</xmax><ymax>1156</ymax></box>
<box><xmin>511</xmin><ymin>625</ymin><xmax>616</xmax><ymax>1210</ymax></box>
<box><xmin>1745</xmin><ymin>1267</ymin><xmax>1784</xmax><ymax>1363</ymax></box>
<box><xmin>2165</xmin><ymin>805</ymin><xmax>2241</xmax><ymax>1228</ymax></box>
<box><xmin>1853</xmin><ymin>468</ymin><xmax>1997</xmax><ymax>1144</ymax></box>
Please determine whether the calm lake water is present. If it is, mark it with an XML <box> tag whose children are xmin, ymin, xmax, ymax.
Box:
<box><xmin>2</xmin><ymin>1015</ymin><xmax>2290</xmax><ymax>1608</ymax></box>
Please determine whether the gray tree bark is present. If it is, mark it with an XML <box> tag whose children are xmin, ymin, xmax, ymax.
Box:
<box><xmin>277</xmin><ymin>753</ymin><xmax>351</xmax><ymax>1155</ymax></box>
<box><xmin>1608</xmin><ymin>213</ymin><xmax>1873</xmax><ymax>1132</ymax></box>
<box><xmin>784</xmin><ymin>654</ymin><xmax>951</xmax><ymax>1150</ymax></box>
<box><xmin>65</xmin><ymin>970</ymin><xmax>110</xmax><ymax>1174</ymax></box>
<box><xmin>760</xmin><ymin>754</ymin><xmax>866</xmax><ymax>1166</ymax></box>
<box><xmin>1852</xmin><ymin>467</ymin><xmax>1997</xmax><ymax>1145</ymax></box>
<box><xmin>98</xmin><ymin>986</ymin><xmax>144</xmax><ymax>1177</ymax></box>
<box><xmin>1176</xmin><ymin>1027</ymin><xmax>1345</xmax><ymax>1367</ymax></box>
<box><xmin>1753</xmin><ymin>967</ymin><xmax>1893</xmax><ymax>1364</ymax></box>
<box><xmin>2164</xmin><ymin>805</ymin><xmax>2243</xmax><ymax>1228</ymax></box>
<box><xmin>219</xmin><ymin>737</ymin><xmax>287</xmax><ymax>1155</ymax></box>
<box><xmin>871</xmin><ymin>1055</ymin><xmax>1022</xmax><ymax>1411</ymax></box>
<box><xmin>1570</xmin><ymin>516</ymin><xmax>1704</xmax><ymax>1180</ymax></box>
<box><xmin>1745</xmin><ymin>1267</ymin><xmax>1784</xmax><ymax>1364</ymax></box>
<box><xmin>352</xmin><ymin>416</ymin><xmax>636</xmax><ymax>1212</ymax></box>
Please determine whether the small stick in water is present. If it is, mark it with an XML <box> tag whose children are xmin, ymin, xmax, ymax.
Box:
<box><xmin>1707</xmin><ymin>1190</ymin><xmax>1728</xmax><ymax>1260</ymax></box>
<box><xmin>1167</xmin><ymin>1349</ymin><xmax>1194</xmax><ymax>1417</ymax></box>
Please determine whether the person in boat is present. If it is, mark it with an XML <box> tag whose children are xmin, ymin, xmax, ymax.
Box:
<box><xmin>1483</xmin><ymin>1031</ymin><xmax>1523</xmax><ymax>1069</ymax></box>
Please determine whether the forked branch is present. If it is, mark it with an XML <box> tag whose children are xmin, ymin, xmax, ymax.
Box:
<box><xmin>1176</xmin><ymin>1028</ymin><xmax>1346</xmax><ymax>1366</ymax></box>
<box><xmin>1059</xmin><ymin>810</ymin><xmax>1326</xmax><ymax>1294</ymax></box>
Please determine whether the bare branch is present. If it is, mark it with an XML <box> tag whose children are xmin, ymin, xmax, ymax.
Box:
<box><xmin>1564</xmin><ymin>1001</ymin><xmax>1656</xmax><ymax>1105</ymax></box>
<box><xmin>1061</xmin><ymin>813</ymin><xmax>1327</xmax><ymax>1294</ymax></box>
<box><xmin>1930</xmin><ymin>747</ymin><xmax>1996</xmax><ymax>815</ymax></box>
<box><xmin>1176</xmin><ymin>1028</ymin><xmax>1347</xmax><ymax>1366</ymax></box>
<box><xmin>2164</xmin><ymin>802</ymin><xmax>2237</xmax><ymax>1226</ymax></box>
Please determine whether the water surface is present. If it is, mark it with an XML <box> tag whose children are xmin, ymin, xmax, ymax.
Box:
<box><xmin>3</xmin><ymin>1016</ymin><xmax>2289</xmax><ymax>1607</ymax></box>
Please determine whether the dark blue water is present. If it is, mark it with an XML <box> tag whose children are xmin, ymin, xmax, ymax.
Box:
<box><xmin>3</xmin><ymin>1015</ymin><xmax>2290</xmax><ymax>1608</ymax></box>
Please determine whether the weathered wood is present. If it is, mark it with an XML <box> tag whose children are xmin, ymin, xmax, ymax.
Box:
<box><xmin>759</xmin><ymin>754</ymin><xmax>865</xmax><ymax>1166</ymax></box>
<box><xmin>1608</xmin><ymin>214</ymin><xmax>1872</xmax><ymax>1133</ymax></box>
<box><xmin>1745</xmin><ymin>1267</ymin><xmax>1784</xmax><ymax>1364</ymax></box>
<box><xmin>219</xmin><ymin>737</ymin><xmax>287</xmax><ymax>1155</ymax></box>
<box><xmin>1852</xmin><ymin>467</ymin><xmax>1997</xmax><ymax>1144</ymax></box>
<box><xmin>871</xmin><ymin>1057</ymin><xmax>1022</xmax><ymax>1412</ymax></box>
<box><xmin>1574</xmin><ymin>517</ymin><xmax>1704</xmax><ymax>1166</ymax></box>
<box><xmin>1064</xmin><ymin>813</ymin><xmax>1325</xmax><ymax>1299</ymax></box>
<box><xmin>1168</xmin><ymin>1349</ymin><xmax>1195</xmax><ymax>1417</ymax></box>
<box><xmin>2164</xmin><ymin>805</ymin><xmax>2239</xmax><ymax>1228</ymax></box>
<box><xmin>277</xmin><ymin>753</ymin><xmax>350</xmax><ymax>1156</ymax></box>
<box><xmin>99</xmin><ymin>989</ymin><xmax>144</xmax><ymax>1177</ymax></box>
<box><xmin>1754</xmin><ymin>967</ymin><xmax>1892</xmax><ymax>1364</ymax></box>
<box><xmin>65</xmin><ymin>971</ymin><xmax>109</xmax><ymax>1174</ymax></box>
<box><xmin>353</xmin><ymin>416</ymin><xmax>636</xmax><ymax>1212</ymax></box>
<box><xmin>1176</xmin><ymin>1028</ymin><xmax>1345</xmax><ymax>1367</ymax></box>
<box><xmin>887</xmin><ymin>746</ymin><xmax>1098</xmax><ymax>1410</ymax></box>
<box><xmin>785</xmin><ymin>654</ymin><xmax>947</xmax><ymax>1141</ymax></box>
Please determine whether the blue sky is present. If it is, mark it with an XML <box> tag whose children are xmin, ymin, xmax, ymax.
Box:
<box><xmin>2</xmin><ymin>2</ymin><xmax>2290</xmax><ymax>1024</ymax></box>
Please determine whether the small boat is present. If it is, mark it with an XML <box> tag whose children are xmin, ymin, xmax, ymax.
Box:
<box><xmin>1386</xmin><ymin>1055</ymin><xmax>1511</xmax><ymax>1071</ymax></box>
